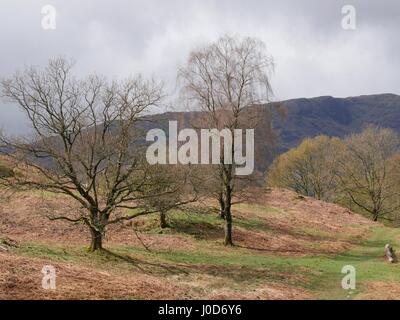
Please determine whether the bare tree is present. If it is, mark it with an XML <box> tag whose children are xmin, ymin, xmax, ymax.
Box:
<box><xmin>338</xmin><ymin>126</ymin><xmax>400</xmax><ymax>221</ymax></box>
<box><xmin>178</xmin><ymin>35</ymin><xmax>274</xmax><ymax>245</ymax></box>
<box><xmin>0</xmin><ymin>57</ymin><xmax>176</xmax><ymax>251</ymax></box>
<box><xmin>141</xmin><ymin>164</ymin><xmax>199</xmax><ymax>229</ymax></box>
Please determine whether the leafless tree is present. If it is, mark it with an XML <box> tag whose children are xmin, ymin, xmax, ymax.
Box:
<box><xmin>0</xmin><ymin>57</ymin><xmax>183</xmax><ymax>251</ymax></box>
<box><xmin>178</xmin><ymin>35</ymin><xmax>274</xmax><ymax>245</ymax></box>
<box><xmin>141</xmin><ymin>164</ymin><xmax>199</xmax><ymax>229</ymax></box>
<box><xmin>338</xmin><ymin>125</ymin><xmax>400</xmax><ymax>221</ymax></box>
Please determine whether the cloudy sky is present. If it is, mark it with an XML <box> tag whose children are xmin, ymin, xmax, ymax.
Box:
<box><xmin>0</xmin><ymin>0</ymin><xmax>399</xmax><ymax>134</ymax></box>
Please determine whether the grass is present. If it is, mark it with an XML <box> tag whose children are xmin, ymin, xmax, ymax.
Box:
<box><xmin>13</xmin><ymin>225</ymin><xmax>400</xmax><ymax>299</ymax></box>
<box><xmin>6</xmin><ymin>196</ymin><xmax>400</xmax><ymax>299</ymax></box>
<box><xmin>235</xmin><ymin>203</ymin><xmax>287</xmax><ymax>218</ymax></box>
<box><xmin>133</xmin><ymin>206</ymin><xmax>279</xmax><ymax>238</ymax></box>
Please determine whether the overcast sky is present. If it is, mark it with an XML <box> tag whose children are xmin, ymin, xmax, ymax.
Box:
<box><xmin>0</xmin><ymin>0</ymin><xmax>399</xmax><ymax>134</ymax></box>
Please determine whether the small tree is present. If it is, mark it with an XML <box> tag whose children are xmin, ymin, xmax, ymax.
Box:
<box><xmin>179</xmin><ymin>35</ymin><xmax>274</xmax><ymax>245</ymax></box>
<box><xmin>267</xmin><ymin>135</ymin><xmax>344</xmax><ymax>201</ymax></box>
<box><xmin>142</xmin><ymin>164</ymin><xmax>198</xmax><ymax>229</ymax></box>
<box><xmin>0</xmin><ymin>57</ymin><xmax>172</xmax><ymax>251</ymax></box>
<box><xmin>338</xmin><ymin>126</ymin><xmax>400</xmax><ymax>221</ymax></box>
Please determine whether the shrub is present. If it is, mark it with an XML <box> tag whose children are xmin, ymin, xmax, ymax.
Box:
<box><xmin>0</xmin><ymin>163</ymin><xmax>14</xmax><ymax>178</ymax></box>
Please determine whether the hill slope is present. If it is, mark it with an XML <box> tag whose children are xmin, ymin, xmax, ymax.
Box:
<box><xmin>272</xmin><ymin>93</ymin><xmax>400</xmax><ymax>153</ymax></box>
<box><xmin>137</xmin><ymin>93</ymin><xmax>400</xmax><ymax>171</ymax></box>
<box><xmin>2</xmin><ymin>188</ymin><xmax>400</xmax><ymax>300</ymax></box>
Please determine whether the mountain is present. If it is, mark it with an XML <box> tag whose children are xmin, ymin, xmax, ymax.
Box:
<box><xmin>142</xmin><ymin>93</ymin><xmax>400</xmax><ymax>172</ymax></box>
<box><xmin>271</xmin><ymin>93</ymin><xmax>400</xmax><ymax>153</ymax></box>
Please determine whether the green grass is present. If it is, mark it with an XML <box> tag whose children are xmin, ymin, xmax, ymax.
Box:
<box><xmin>133</xmin><ymin>207</ymin><xmax>278</xmax><ymax>238</ymax></box>
<box><xmin>235</xmin><ymin>203</ymin><xmax>287</xmax><ymax>218</ymax></box>
<box><xmin>15</xmin><ymin>242</ymin><xmax>82</xmax><ymax>262</ymax></box>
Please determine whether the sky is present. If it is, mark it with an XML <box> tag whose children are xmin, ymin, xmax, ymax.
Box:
<box><xmin>0</xmin><ymin>0</ymin><xmax>399</xmax><ymax>134</ymax></box>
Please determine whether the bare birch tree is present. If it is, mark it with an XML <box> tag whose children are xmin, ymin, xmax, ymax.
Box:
<box><xmin>178</xmin><ymin>35</ymin><xmax>274</xmax><ymax>245</ymax></box>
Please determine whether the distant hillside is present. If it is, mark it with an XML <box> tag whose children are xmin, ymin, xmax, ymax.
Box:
<box><xmin>141</xmin><ymin>93</ymin><xmax>400</xmax><ymax>172</ymax></box>
<box><xmin>271</xmin><ymin>93</ymin><xmax>400</xmax><ymax>153</ymax></box>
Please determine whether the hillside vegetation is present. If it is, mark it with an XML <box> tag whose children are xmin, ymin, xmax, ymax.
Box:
<box><xmin>1</xmin><ymin>187</ymin><xmax>400</xmax><ymax>299</ymax></box>
<box><xmin>267</xmin><ymin>126</ymin><xmax>400</xmax><ymax>224</ymax></box>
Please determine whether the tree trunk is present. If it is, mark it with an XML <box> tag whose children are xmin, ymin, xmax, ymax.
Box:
<box><xmin>160</xmin><ymin>211</ymin><xmax>168</xmax><ymax>229</ymax></box>
<box><xmin>223</xmin><ymin>187</ymin><xmax>233</xmax><ymax>246</ymax></box>
<box><xmin>89</xmin><ymin>227</ymin><xmax>103</xmax><ymax>252</ymax></box>
<box><xmin>224</xmin><ymin>207</ymin><xmax>233</xmax><ymax>246</ymax></box>
<box><xmin>222</xmin><ymin>162</ymin><xmax>233</xmax><ymax>246</ymax></box>
<box><xmin>218</xmin><ymin>192</ymin><xmax>226</xmax><ymax>220</ymax></box>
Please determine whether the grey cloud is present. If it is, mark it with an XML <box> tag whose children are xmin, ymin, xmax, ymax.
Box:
<box><xmin>0</xmin><ymin>0</ymin><xmax>399</xmax><ymax>134</ymax></box>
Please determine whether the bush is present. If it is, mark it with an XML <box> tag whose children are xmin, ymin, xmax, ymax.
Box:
<box><xmin>0</xmin><ymin>163</ymin><xmax>14</xmax><ymax>178</ymax></box>
<box><xmin>267</xmin><ymin>135</ymin><xmax>344</xmax><ymax>201</ymax></box>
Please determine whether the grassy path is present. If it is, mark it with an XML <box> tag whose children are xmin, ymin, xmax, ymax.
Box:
<box><xmin>280</xmin><ymin>226</ymin><xmax>400</xmax><ymax>299</ymax></box>
<box><xmin>103</xmin><ymin>225</ymin><xmax>400</xmax><ymax>299</ymax></box>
